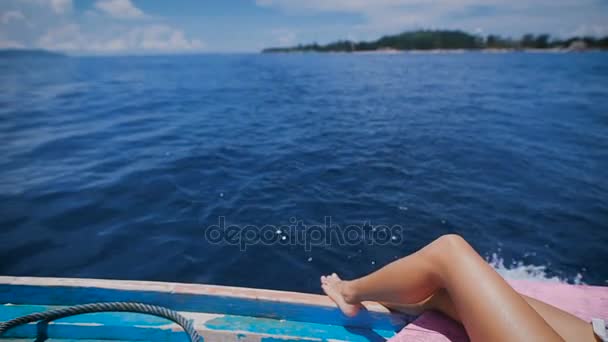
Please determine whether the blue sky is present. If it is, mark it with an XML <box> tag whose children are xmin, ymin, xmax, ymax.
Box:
<box><xmin>1</xmin><ymin>0</ymin><xmax>607</xmax><ymax>53</ymax></box>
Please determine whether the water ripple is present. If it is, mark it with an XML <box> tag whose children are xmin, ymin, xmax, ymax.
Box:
<box><xmin>0</xmin><ymin>53</ymin><xmax>607</xmax><ymax>289</ymax></box>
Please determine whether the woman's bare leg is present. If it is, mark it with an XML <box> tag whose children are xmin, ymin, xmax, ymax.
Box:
<box><xmin>380</xmin><ymin>288</ymin><xmax>458</xmax><ymax>320</ymax></box>
<box><xmin>321</xmin><ymin>234</ymin><xmax>566</xmax><ymax>341</ymax></box>
<box><xmin>522</xmin><ymin>295</ymin><xmax>598</xmax><ymax>341</ymax></box>
<box><xmin>383</xmin><ymin>291</ymin><xmax>596</xmax><ymax>342</ymax></box>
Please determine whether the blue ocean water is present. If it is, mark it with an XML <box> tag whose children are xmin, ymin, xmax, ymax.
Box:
<box><xmin>0</xmin><ymin>52</ymin><xmax>607</xmax><ymax>291</ymax></box>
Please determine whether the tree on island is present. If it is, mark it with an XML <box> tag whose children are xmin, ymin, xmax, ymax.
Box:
<box><xmin>262</xmin><ymin>30</ymin><xmax>608</xmax><ymax>52</ymax></box>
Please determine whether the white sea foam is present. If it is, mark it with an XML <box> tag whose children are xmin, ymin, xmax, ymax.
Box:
<box><xmin>487</xmin><ymin>253</ymin><xmax>585</xmax><ymax>285</ymax></box>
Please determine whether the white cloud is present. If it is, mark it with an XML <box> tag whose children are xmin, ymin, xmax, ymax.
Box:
<box><xmin>0</xmin><ymin>38</ymin><xmax>25</xmax><ymax>48</ymax></box>
<box><xmin>94</xmin><ymin>0</ymin><xmax>144</xmax><ymax>19</ymax></box>
<box><xmin>37</xmin><ymin>23</ymin><xmax>83</xmax><ymax>50</ymax></box>
<box><xmin>571</xmin><ymin>24</ymin><xmax>608</xmax><ymax>37</ymax></box>
<box><xmin>14</xmin><ymin>0</ymin><xmax>72</xmax><ymax>14</ymax></box>
<box><xmin>36</xmin><ymin>23</ymin><xmax>204</xmax><ymax>53</ymax></box>
<box><xmin>49</xmin><ymin>0</ymin><xmax>72</xmax><ymax>14</ymax></box>
<box><xmin>0</xmin><ymin>0</ymin><xmax>208</xmax><ymax>53</ymax></box>
<box><xmin>255</xmin><ymin>0</ymin><xmax>587</xmax><ymax>13</ymax></box>
<box><xmin>272</xmin><ymin>29</ymin><xmax>296</xmax><ymax>45</ymax></box>
<box><xmin>256</xmin><ymin>0</ymin><xmax>408</xmax><ymax>13</ymax></box>
<box><xmin>1</xmin><ymin>10</ymin><xmax>26</xmax><ymax>24</ymax></box>
<box><xmin>136</xmin><ymin>25</ymin><xmax>204</xmax><ymax>50</ymax></box>
<box><xmin>256</xmin><ymin>0</ymin><xmax>607</xmax><ymax>38</ymax></box>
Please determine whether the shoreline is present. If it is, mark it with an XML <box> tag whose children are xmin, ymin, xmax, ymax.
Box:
<box><xmin>264</xmin><ymin>48</ymin><xmax>606</xmax><ymax>54</ymax></box>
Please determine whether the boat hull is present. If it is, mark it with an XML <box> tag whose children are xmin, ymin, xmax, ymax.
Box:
<box><xmin>0</xmin><ymin>276</ymin><xmax>411</xmax><ymax>341</ymax></box>
<box><xmin>1</xmin><ymin>277</ymin><xmax>606</xmax><ymax>341</ymax></box>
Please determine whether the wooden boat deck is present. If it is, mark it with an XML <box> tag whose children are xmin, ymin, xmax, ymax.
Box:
<box><xmin>0</xmin><ymin>276</ymin><xmax>413</xmax><ymax>341</ymax></box>
<box><xmin>2</xmin><ymin>277</ymin><xmax>606</xmax><ymax>341</ymax></box>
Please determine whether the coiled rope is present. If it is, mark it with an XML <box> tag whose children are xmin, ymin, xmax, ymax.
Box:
<box><xmin>0</xmin><ymin>302</ymin><xmax>202</xmax><ymax>342</ymax></box>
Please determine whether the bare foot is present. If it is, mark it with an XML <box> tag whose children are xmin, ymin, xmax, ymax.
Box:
<box><xmin>320</xmin><ymin>273</ymin><xmax>361</xmax><ymax>317</ymax></box>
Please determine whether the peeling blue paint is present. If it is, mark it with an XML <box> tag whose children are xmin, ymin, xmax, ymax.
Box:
<box><xmin>0</xmin><ymin>304</ymin><xmax>192</xmax><ymax>341</ymax></box>
<box><xmin>0</xmin><ymin>303</ymin><xmax>396</xmax><ymax>341</ymax></box>
<box><xmin>261</xmin><ymin>338</ymin><xmax>320</xmax><ymax>342</ymax></box>
<box><xmin>0</xmin><ymin>284</ymin><xmax>412</xmax><ymax>331</ymax></box>
<box><xmin>0</xmin><ymin>279</ymin><xmax>413</xmax><ymax>341</ymax></box>
<box><xmin>205</xmin><ymin>314</ymin><xmax>394</xmax><ymax>341</ymax></box>
<box><xmin>0</xmin><ymin>304</ymin><xmax>172</xmax><ymax>326</ymax></box>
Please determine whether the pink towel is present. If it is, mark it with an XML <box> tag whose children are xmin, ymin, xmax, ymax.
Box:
<box><xmin>388</xmin><ymin>280</ymin><xmax>608</xmax><ymax>342</ymax></box>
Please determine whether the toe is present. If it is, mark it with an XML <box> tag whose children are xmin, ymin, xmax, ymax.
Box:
<box><xmin>321</xmin><ymin>284</ymin><xmax>330</xmax><ymax>294</ymax></box>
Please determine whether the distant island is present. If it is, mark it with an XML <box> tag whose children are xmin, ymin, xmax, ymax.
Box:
<box><xmin>262</xmin><ymin>30</ymin><xmax>608</xmax><ymax>53</ymax></box>
<box><xmin>0</xmin><ymin>49</ymin><xmax>66</xmax><ymax>58</ymax></box>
